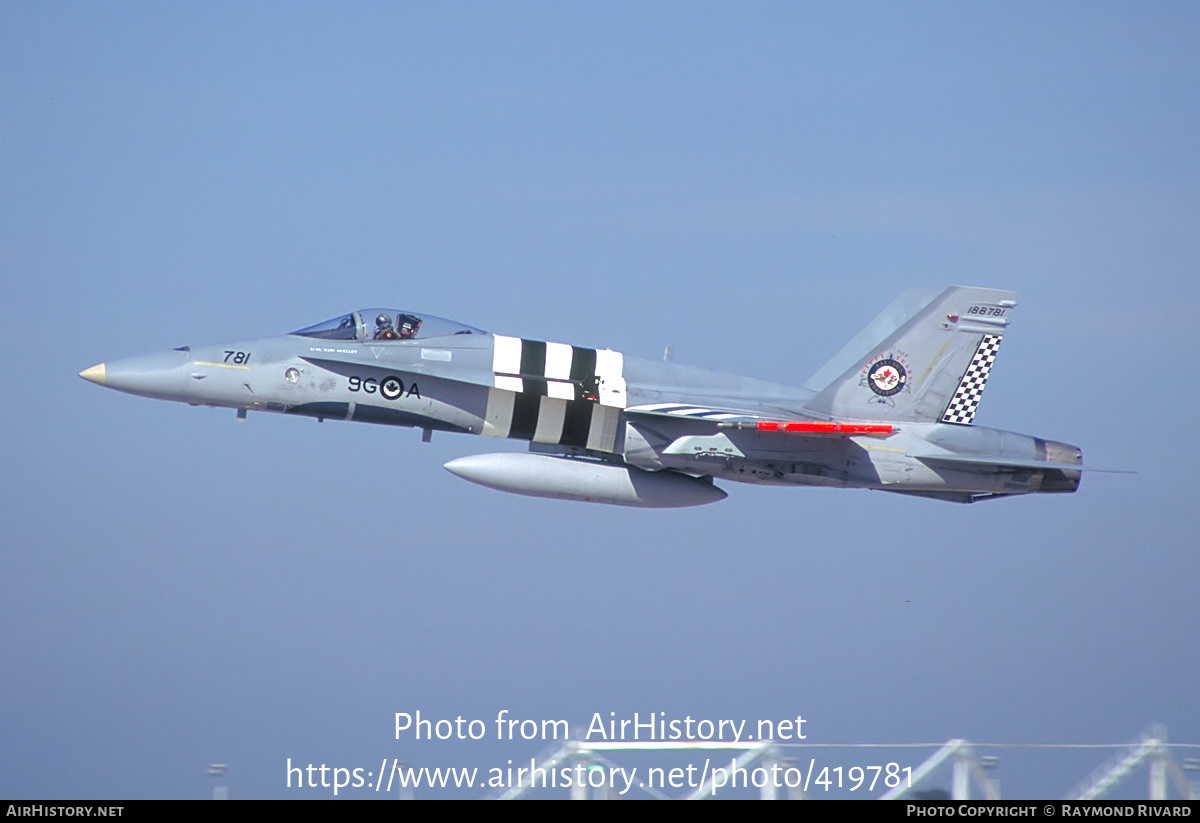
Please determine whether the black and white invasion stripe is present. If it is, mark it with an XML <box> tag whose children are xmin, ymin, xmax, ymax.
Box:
<box><xmin>484</xmin><ymin>335</ymin><xmax>626</xmax><ymax>451</ymax></box>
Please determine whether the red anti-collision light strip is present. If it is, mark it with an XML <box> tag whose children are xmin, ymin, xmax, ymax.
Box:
<box><xmin>756</xmin><ymin>421</ymin><xmax>894</xmax><ymax>434</ymax></box>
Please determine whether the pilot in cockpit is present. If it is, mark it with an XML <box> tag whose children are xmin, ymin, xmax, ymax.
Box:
<box><xmin>374</xmin><ymin>314</ymin><xmax>398</xmax><ymax>340</ymax></box>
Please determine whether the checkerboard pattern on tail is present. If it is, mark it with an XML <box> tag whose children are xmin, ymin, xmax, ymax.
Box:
<box><xmin>940</xmin><ymin>334</ymin><xmax>1002</xmax><ymax>424</ymax></box>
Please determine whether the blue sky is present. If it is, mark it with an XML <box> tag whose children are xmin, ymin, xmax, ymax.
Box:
<box><xmin>2</xmin><ymin>2</ymin><xmax>1197</xmax><ymax>799</ymax></box>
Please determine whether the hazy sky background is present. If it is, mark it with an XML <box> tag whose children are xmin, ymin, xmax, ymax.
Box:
<box><xmin>2</xmin><ymin>2</ymin><xmax>1197</xmax><ymax>799</ymax></box>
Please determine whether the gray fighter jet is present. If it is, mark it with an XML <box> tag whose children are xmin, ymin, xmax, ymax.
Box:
<box><xmin>80</xmin><ymin>286</ymin><xmax>1083</xmax><ymax>507</ymax></box>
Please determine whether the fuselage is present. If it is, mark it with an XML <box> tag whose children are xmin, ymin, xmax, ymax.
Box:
<box><xmin>80</xmin><ymin>302</ymin><xmax>1083</xmax><ymax>506</ymax></box>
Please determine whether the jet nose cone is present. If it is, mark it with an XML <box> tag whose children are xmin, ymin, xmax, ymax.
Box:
<box><xmin>79</xmin><ymin>363</ymin><xmax>107</xmax><ymax>385</ymax></box>
<box><xmin>80</xmin><ymin>350</ymin><xmax>191</xmax><ymax>400</ymax></box>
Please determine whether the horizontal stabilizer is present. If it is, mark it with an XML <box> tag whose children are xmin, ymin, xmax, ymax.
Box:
<box><xmin>914</xmin><ymin>453</ymin><xmax>1132</xmax><ymax>475</ymax></box>
<box><xmin>882</xmin><ymin>489</ymin><xmax>1015</xmax><ymax>504</ymax></box>
<box><xmin>910</xmin><ymin>452</ymin><xmax>1086</xmax><ymax>473</ymax></box>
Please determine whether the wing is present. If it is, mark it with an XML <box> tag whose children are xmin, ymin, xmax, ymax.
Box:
<box><xmin>624</xmin><ymin>403</ymin><xmax>895</xmax><ymax>436</ymax></box>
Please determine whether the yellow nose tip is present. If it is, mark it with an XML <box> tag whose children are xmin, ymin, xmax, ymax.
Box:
<box><xmin>79</xmin><ymin>363</ymin><xmax>107</xmax><ymax>385</ymax></box>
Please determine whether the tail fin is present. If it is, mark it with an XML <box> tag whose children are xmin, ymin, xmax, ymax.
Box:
<box><xmin>802</xmin><ymin>286</ymin><xmax>1016</xmax><ymax>424</ymax></box>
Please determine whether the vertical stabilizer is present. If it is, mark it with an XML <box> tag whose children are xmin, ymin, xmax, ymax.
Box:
<box><xmin>802</xmin><ymin>286</ymin><xmax>1016</xmax><ymax>423</ymax></box>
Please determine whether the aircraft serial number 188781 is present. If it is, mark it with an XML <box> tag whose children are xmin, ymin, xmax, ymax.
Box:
<box><xmin>80</xmin><ymin>287</ymin><xmax>1085</xmax><ymax>507</ymax></box>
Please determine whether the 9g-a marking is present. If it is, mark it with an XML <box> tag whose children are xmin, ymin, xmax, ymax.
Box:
<box><xmin>348</xmin><ymin>375</ymin><xmax>420</xmax><ymax>400</ymax></box>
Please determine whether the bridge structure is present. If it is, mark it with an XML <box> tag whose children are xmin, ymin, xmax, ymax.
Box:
<box><xmin>479</xmin><ymin>724</ymin><xmax>1199</xmax><ymax>800</ymax></box>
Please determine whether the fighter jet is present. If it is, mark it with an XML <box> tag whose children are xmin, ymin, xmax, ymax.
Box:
<box><xmin>79</xmin><ymin>286</ymin><xmax>1083</xmax><ymax>507</ymax></box>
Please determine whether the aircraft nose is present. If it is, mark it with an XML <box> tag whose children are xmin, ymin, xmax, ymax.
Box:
<box><xmin>79</xmin><ymin>363</ymin><xmax>106</xmax><ymax>385</ymax></box>
<box><xmin>79</xmin><ymin>349</ymin><xmax>191</xmax><ymax>401</ymax></box>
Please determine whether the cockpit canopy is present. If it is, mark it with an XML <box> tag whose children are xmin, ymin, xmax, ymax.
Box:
<box><xmin>291</xmin><ymin>310</ymin><xmax>484</xmax><ymax>342</ymax></box>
